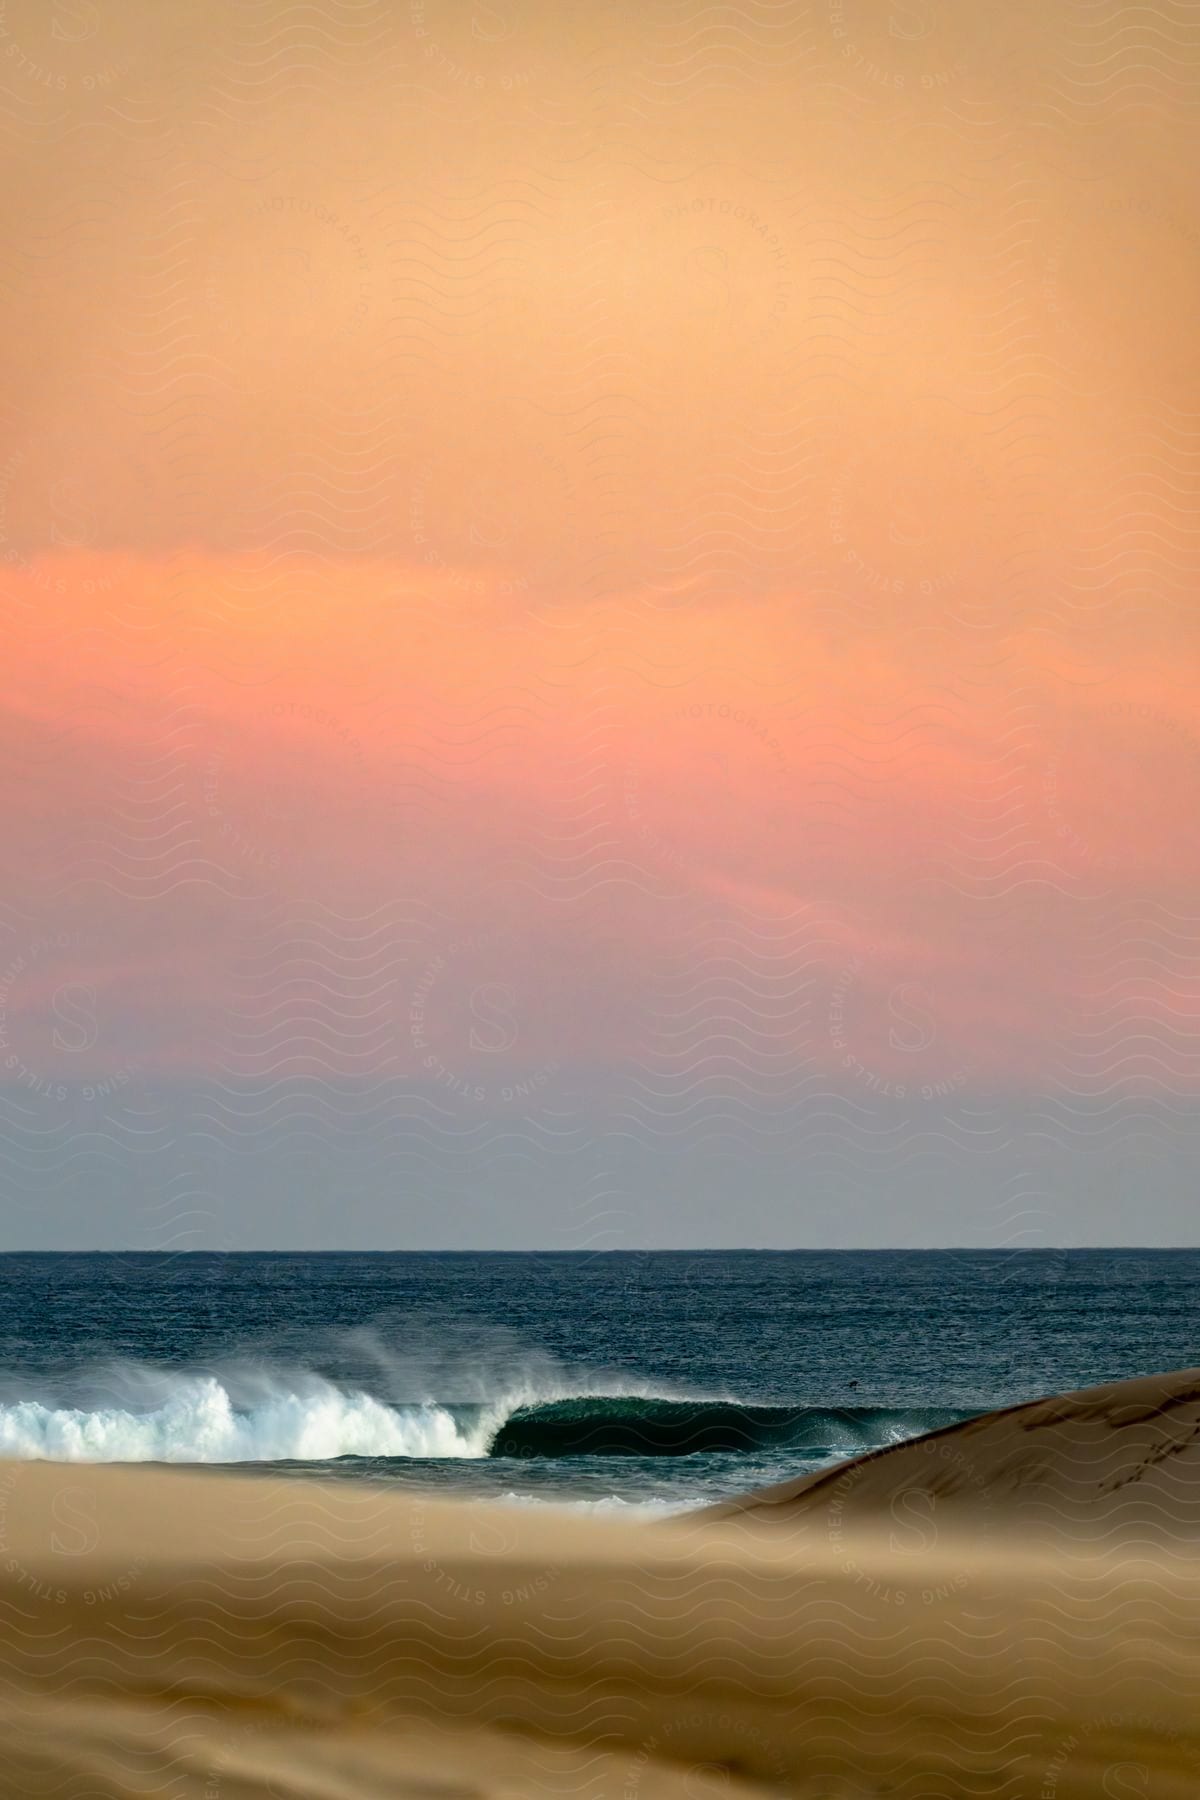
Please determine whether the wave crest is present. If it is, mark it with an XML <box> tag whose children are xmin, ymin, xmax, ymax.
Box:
<box><xmin>0</xmin><ymin>1375</ymin><xmax>486</xmax><ymax>1463</ymax></box>
<box><xmin>492</xmin><ymin>1397</ymin><xmax>961</xmax><ymax>1459</ymax></box>
<box><xmin>0</xmin><ymin>1371</ymin><xmax>963</xmax><ymax>1465</ymax></box>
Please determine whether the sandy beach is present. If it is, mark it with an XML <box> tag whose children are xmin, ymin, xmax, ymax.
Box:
<box><xmin>699</xmin><ymin>1364</ymin><xmax>1200</xmax><ymax>1546</ymax></box>
<box><xmin>2</xmin><ymin>0</ymin><xmax>1194</xmax><ymax>1779</ymax></box>
<box><xmin>2</xmin><ymin>1367</ymin><xmax>1199</xmax><ymax>1796</ymax></box>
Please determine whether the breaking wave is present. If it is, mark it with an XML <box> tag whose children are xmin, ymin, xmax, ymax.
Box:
<box><xmin>489</xmin><ymin>1397</ymin><xmax>960</xmax><ymax>1459</ymax></box>
<box><xmin>0</xmin><ymin>1376</ymin><xmax>478</xmax><ymax>1463</ymax></box>
<box><xmin>0</xmin><ymin>1367</ymin><xmax>963</xmax><ymax>1465</ymax></box>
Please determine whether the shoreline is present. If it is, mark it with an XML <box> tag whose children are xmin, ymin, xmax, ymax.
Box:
<box><xmin>2</xmin><ymin>1367</ymin><xmax>1199</xmax><ymax>1793</ymax></box>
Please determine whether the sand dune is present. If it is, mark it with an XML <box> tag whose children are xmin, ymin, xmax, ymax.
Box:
<box><xmin>697</xmin><ymin>1365</ymin><xmax>1200</xmax><ymax>1547</ymax></box>
<box><xmin>2</xmin><ymin>1369</ymin><xmax>1199</xmax><ymax>1796</ymax></box>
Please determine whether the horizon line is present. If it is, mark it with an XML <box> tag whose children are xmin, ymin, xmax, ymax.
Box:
<box><xmin>2</xmin><ymin>1245</ymin><xmax>1194</xmax><ymax>1257</ymax></box>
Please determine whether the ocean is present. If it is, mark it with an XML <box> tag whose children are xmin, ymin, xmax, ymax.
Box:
<box><xmin>0</xmin><ymin>1249</ymin><xmax>1194</xmax><ymax>1515</ymax></box>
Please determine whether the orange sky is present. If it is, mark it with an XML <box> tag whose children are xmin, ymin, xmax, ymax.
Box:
<box><xmin>1</xmin><ymin>0</ymin><xmax>1199</xmax><ymax>1246</ymax></box>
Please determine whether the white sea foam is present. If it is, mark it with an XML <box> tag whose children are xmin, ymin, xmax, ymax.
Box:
<box><xmin>0</xmin><ymin>1344</ymin><xmax>711</xmax><ymax>1465</ymax></box>
<box><xmin>495</xmin><ymin>1491</ymin><xmax>700</xmax><ymax>1518</ymax></box>
<box><xmin>0</xmin><ymin>1360</ymin><xmax>943</xmax><ymax>1466</ymax></box>
<box><xmin>0</xmin><ymin>1373</ymin><xmax>493</xmax><ymax>1463</ymax></box>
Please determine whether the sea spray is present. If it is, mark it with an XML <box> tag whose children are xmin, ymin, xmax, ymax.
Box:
<box><xmin>0</xmin><ymin>1364</ymin><xmax>961</xmax><ymax>1464</ymax></box>
<box><xmin>0</xmin><ymin>1374</ymin><xmax>485</xmax><ymax>1462</ymax></box>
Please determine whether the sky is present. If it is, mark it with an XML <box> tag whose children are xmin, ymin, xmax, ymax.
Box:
<box><xmin>1</xmin><ymin>0</ymin><xmax>1199</xmax><ymax>1249</ymax></box>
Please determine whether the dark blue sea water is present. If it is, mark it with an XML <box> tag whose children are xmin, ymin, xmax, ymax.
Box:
<box><xmin>0</xmin><ymin>1250</ymin><xmax>1195</xmax><ymax>1514</ymax></box>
